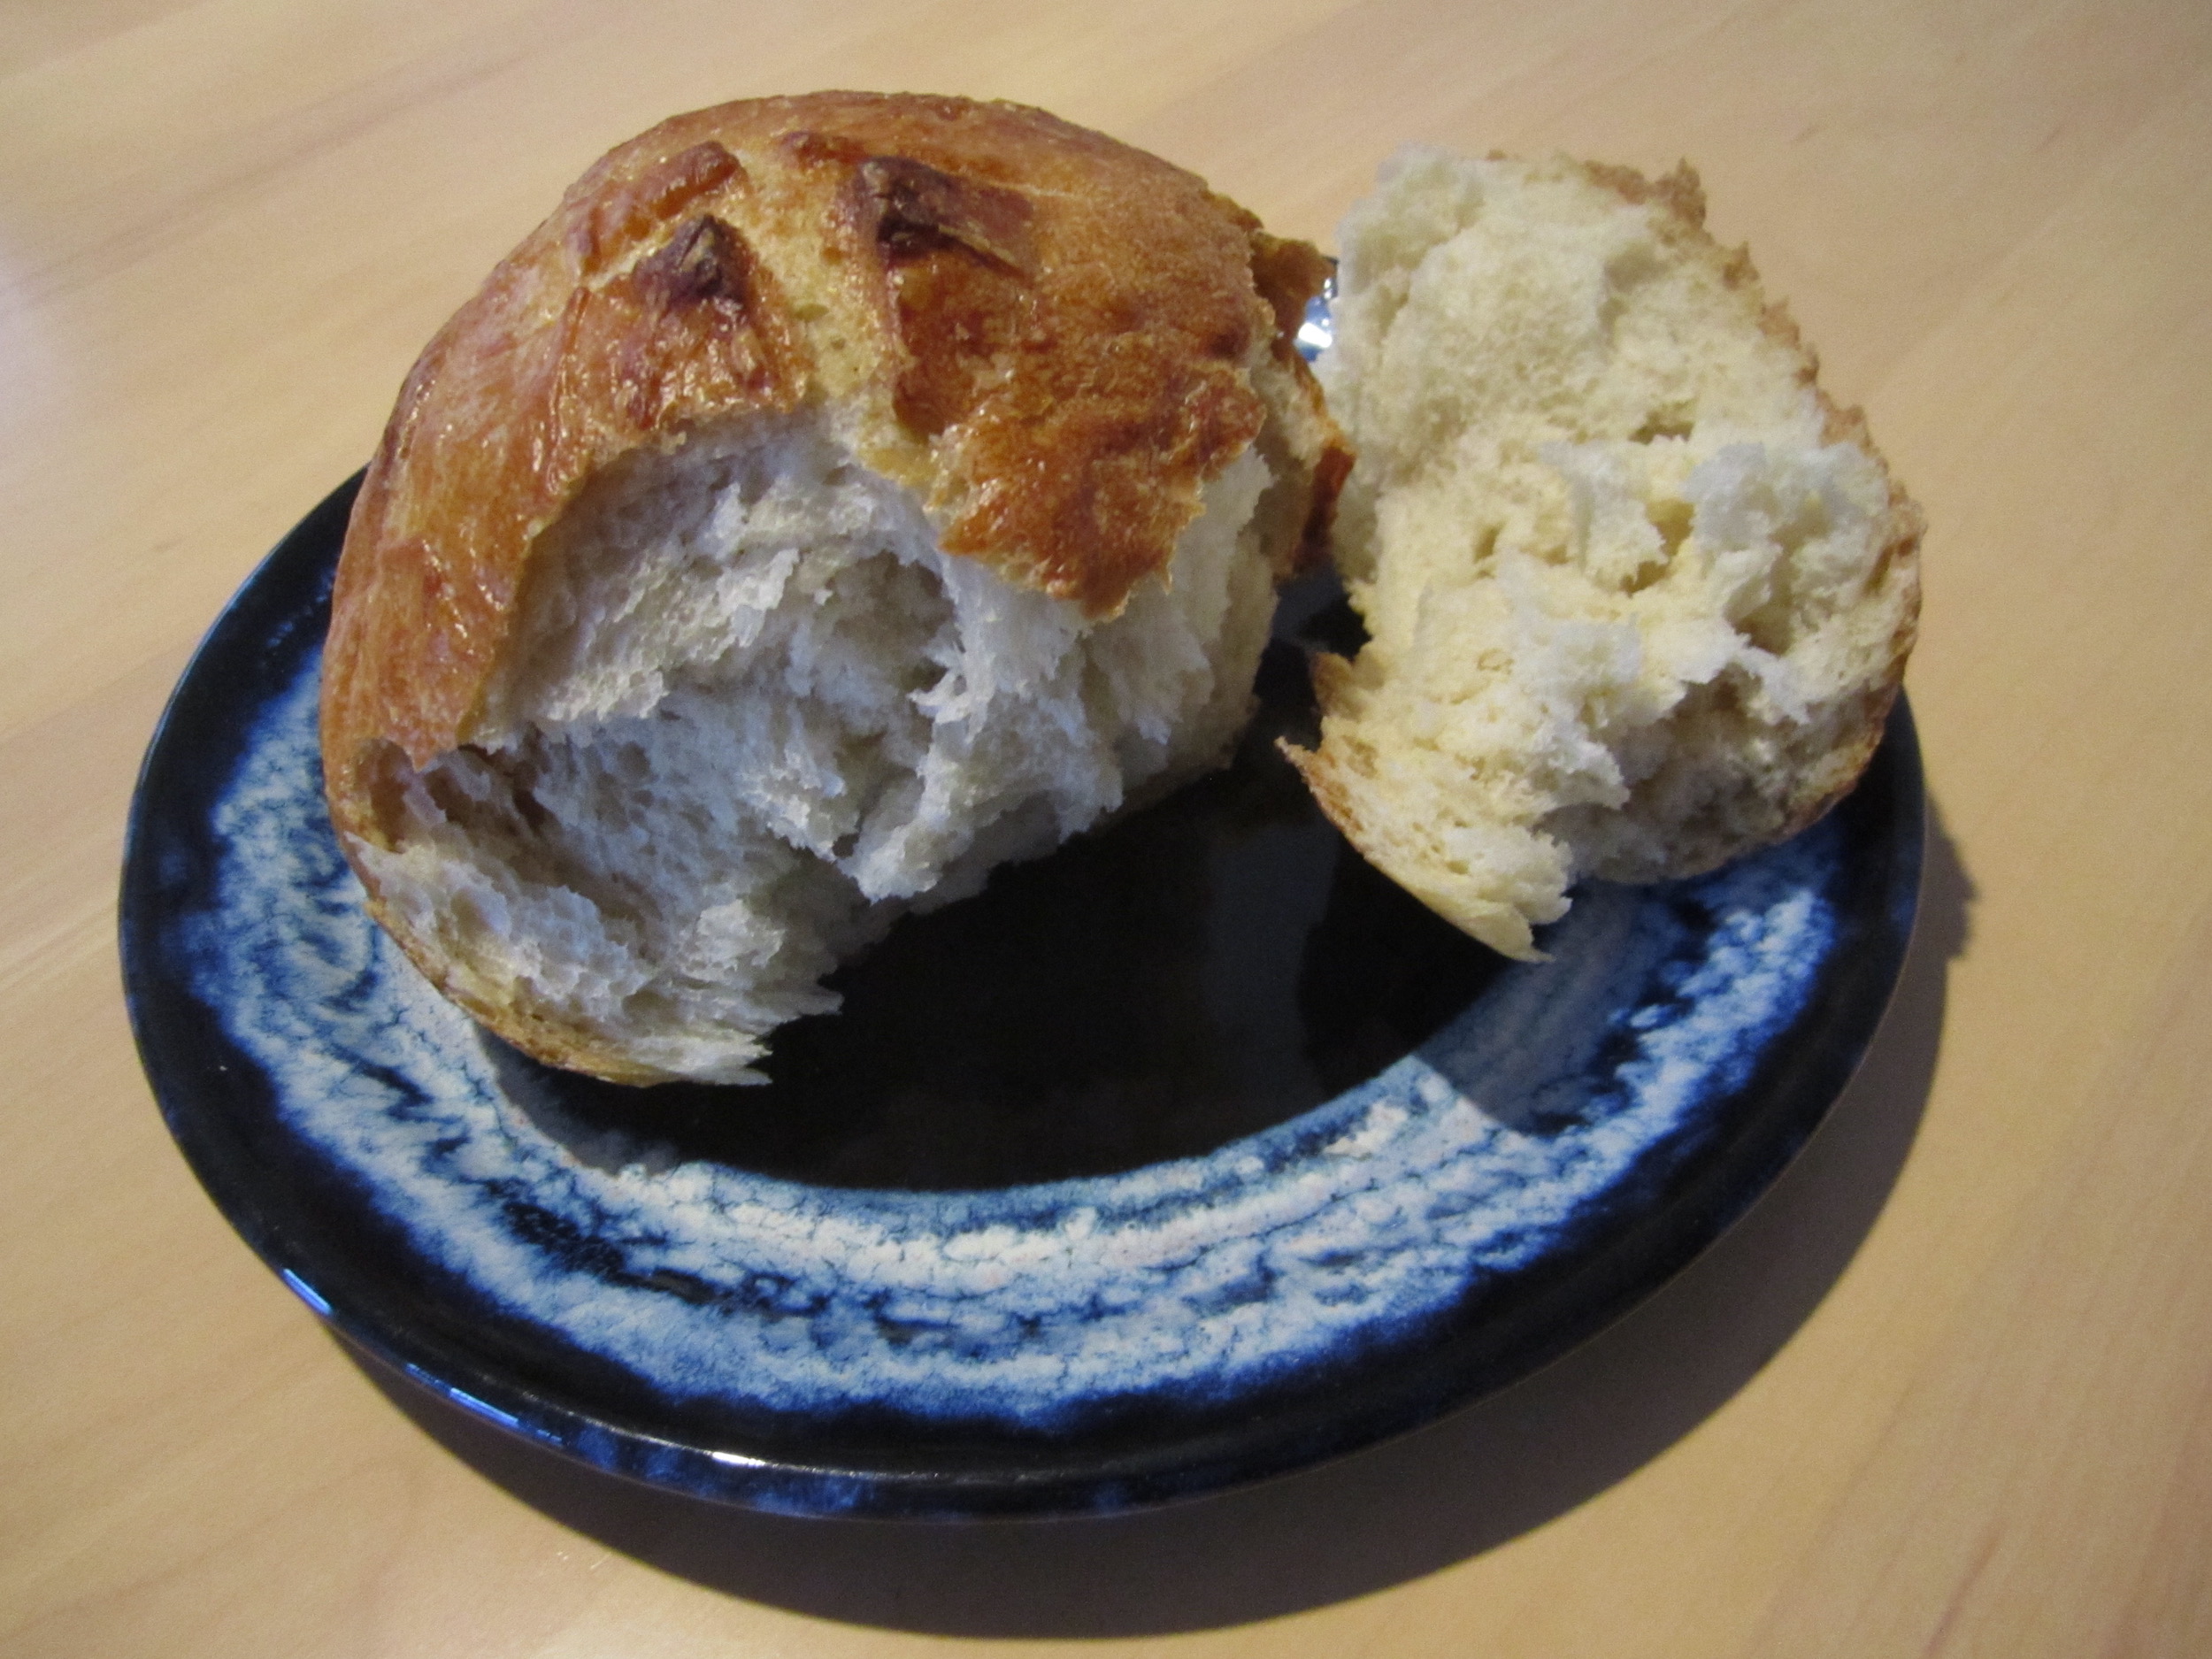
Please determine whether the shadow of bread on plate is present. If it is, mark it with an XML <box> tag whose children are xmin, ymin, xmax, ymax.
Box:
<box><xmin>319</xmin><ymin>92</ymin><xmax>1348</xmax><ymax>1086</ymax></box>
<box><xmin>1286</xmin><ymin>150</ymin><xmax>1923</xmax><ymax>958</ymax></box>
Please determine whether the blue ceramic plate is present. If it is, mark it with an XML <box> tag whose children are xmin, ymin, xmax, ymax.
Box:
<box><xmin>122</xmin><ymin>473</ymin><xmax>1921</xmax><ymax>1519</ymax></box>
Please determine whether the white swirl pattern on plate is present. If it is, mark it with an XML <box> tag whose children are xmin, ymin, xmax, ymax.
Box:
<box><xmin>188</xmin><ymin>657</ymin><xmax>1837</xmax><ymax>1428</ymax></box>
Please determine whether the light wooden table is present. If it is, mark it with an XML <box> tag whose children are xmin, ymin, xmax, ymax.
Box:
<box><xmin>7</xmin><ymin>1</ymin><xmax>2212</xmax><ymax>1653</ymax></box>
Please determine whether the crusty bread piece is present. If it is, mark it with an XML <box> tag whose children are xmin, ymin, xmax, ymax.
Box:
<box><xmin>321</xmin><ymin>93</ymin><xmax>1346</xmax><ymax>1084</ymax></box>
<box><xmin>1287</xmin><ymin>150</ymin><xmax>1921</xmax><ymax>957</ymax></box>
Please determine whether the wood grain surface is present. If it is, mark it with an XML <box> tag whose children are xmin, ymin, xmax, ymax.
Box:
<box><xmin>6</xmin><ymin>1</ymin><xmax>2211</xmax><ymax>1654</ymax></box>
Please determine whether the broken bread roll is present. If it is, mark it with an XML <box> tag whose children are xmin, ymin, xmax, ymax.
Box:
<box><xmin>1288</xmin><ymin>150</ymin><xmax>1921</xmax><ymax>957</ymax></box>
<box><xmin>320</xmin><ymin>92</ymin><xmax>1346</xmax><ymax>1084</ymax></box>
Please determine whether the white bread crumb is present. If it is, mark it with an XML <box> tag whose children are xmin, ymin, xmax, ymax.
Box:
<box><xmin>350</xmin><ymin>413</ymin><xmax>1279</xmax><ymax>1082</ymax></box>
<box><xmin>1291</xmin><ymin>150</ymin><xmax>1921</xmax><ymax>956</ymax></box>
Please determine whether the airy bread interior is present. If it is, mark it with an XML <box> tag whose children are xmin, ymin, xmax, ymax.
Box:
<box><xmin>1293</xmin><ymin>150</ymin><xmax>1921</xmax><ymax>957</ymax></box>
<box><xmin>350</xmin><ymin>413</ymin><xmax>1279</xmax><ymax>1083</ymax></box>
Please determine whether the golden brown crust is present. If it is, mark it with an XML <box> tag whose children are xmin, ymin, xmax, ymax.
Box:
<box><xmin>322</xmin><ymin>91</ymin><xmax>1341</xmax><ymax>854</ymax></box>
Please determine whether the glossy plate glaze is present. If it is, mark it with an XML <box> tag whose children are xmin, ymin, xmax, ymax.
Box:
<box><xmin>123</xmin><ymin>460</ymin><xmax>1923</xmax><ymax>1519</ymax></box>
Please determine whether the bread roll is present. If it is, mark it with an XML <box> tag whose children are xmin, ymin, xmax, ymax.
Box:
<box><xmin>1287</xmin><ymin>150</ymin><xmax>1921</xmax><ymax>957</ymax></box>
<box><xmin>321</xmin><ymin>93</ymin><xmax>1346</xmax><ymax>1084</ymax></box>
